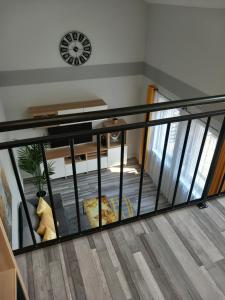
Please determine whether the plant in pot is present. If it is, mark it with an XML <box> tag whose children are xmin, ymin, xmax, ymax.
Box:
<box><xmin>17</xmin><ymin>144</ymin><xmax>55</xmax><ymax>198</ymax></box>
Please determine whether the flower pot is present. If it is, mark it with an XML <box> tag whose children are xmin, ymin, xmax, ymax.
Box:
<box><xmin>36</xmin><ymin>190</ymin><xmax>47</xmax><ymax>198</ymax></box>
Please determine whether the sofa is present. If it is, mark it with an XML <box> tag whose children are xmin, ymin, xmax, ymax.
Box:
<box><xmin>19</xmin><ymin>194</ymin><xmax>69</xmax><ymax>248</ymax></box>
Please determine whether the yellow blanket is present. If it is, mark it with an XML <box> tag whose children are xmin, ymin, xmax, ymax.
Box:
<box><xmin>83</xmin><ymin>196</ymin><xmax>117</xmax><ymax>228</ymax></box>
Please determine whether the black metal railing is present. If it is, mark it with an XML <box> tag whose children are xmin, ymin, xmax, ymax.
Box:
<box><xmin>0</xmin><ymin>94</ymin><xmax>224</xmax><ymax>255</ymax></box>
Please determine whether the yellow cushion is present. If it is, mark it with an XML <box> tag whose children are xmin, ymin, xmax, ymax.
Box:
<box><xmin>43</xmin><ymin>227</ymin><xmax>57</xmax><ymax>241</ymax></box>
<box><xmin>37</xmin><ymin>197</ymin><xmax>52</xmax><ymax>217</ymax></box>
<box><xmin>36</xmin><ymin>197</ymin><xmax>56</xmax><ymax>237</ymax></box>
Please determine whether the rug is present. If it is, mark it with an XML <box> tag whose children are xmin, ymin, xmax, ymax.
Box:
<box><xmin>64</xmin><ymin>194</ymin><xmax>135</xmax><ymax>233</ymax></box>
<box><xmin>83</xmin><ymin>195</ymin><xmax>117</xmax><ymax>228</ymax></box>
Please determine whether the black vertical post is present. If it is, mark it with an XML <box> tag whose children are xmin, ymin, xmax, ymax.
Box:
<box><xmin>69</xmin><ymin>139</ymin><xmax>81</xmax><ymax>233</ymax></box>
<box><xmin>119</xmin><ymin>130</ymin><xmax>125</xmax><ymax>222</ymax></box>
<box><xmin>40</xmin><ymin>143</ymin><xmax>59</xmax><ymax>238</ymax></box>
<box><xmin>201</xmin><ymin>117</ymin><xmax>225</xmax><ymax>205</ymax></box>
<box><xmin>8</xmin><ymin>148</ymin><xmax>37</xmax><ymax>246</ymax></box>
<box><xmin>187</xmin><ymin>117</ymin><xmax>211</xmax><ymax>203</ymax></box>
<box><xmin>137</xmin><ymin>113</ymin><xmax>150</xmax><ymax>216</ymax></box>
<box><xmin>154</xmin><ymin>123</ymin><xmax>171</xmax><ymax>212</ymax></box>
<box><xmin>171</xmin><ymin>120</ymin><xmax>191</xmax><ymax>207</ymax></box>
<box><xmin>96</xmin><ymin>134</ymin><xmax>102</xmax><ymax>227</ymax></box>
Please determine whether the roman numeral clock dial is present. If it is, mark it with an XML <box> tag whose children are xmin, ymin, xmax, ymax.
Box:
<box><xmin>59</xmin><ymin>31</ymin><xmax>92</xmax><ymax>66</ymax></box>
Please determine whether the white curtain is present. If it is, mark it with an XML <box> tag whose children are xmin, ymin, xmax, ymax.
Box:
<box><xmin>147</xmin><ymin>92</ymin><xmax>218</xmax><ymax>204</ymax></box>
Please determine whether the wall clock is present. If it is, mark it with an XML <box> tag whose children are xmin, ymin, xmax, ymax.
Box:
<box><xmin>59</xmin><ymin>31</ymin><xmax>92</xmax><ymax>66</ymax></box>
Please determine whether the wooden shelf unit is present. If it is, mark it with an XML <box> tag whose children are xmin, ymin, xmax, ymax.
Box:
<box><xmin>46</xmin><ymin>143</ymin><xmax>108</xmax><ymax>161</ymax></box>
<box><xmin>0</xmin><ymin>218</ymin><xmax>29</xmax><ymax>300</ymax></box>
<box><xmin>29</xmin><ymin>99</ymin><xmax>107</xmax><ymax>118</ymax></box>
<box><xmin>45</xmin><ymin>143</ymin><xmax>111</xmax><ymax>177</ymax></box>
<box><xmin>41</xmin><ymin>115</ymin><xmax>128</xmax><ymax>178</ymax></box>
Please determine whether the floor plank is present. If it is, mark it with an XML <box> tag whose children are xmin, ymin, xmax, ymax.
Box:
<box><xmin>49</xmin><ymin>261</ymin><xmax>68</xmax><ymax>300</ymax></box>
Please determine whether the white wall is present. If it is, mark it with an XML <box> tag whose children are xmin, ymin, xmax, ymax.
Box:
<box><xmin>1</xmin><ymin>76</ymin><xmax>143</xmax><ymax>120</ymax></box>
<box><xmin>0</xmin><ymin>0</ymin><xmax>147</xmax><ymax>159</ymax></box>
<box><xmin>0</xmin><ymin>0</ymin><xmax>146</xmax><ymax>71</ymax></box>
<box><xmin>145</xmin><ymin>4</ymin><xmax>225</xmax><ymax>95</ymax></box>
<box><xmin>1</xmin><ymin>75</ymin><xmax>143</xmax><ymax>158</ymax></box>
<box><xmin>144</xmin><ymin>0</ymin><xmax>225</xmax><ymax>9</ymax></box>
<box><xmin>0</xmin><ymin>99</ymin><xmax>21</xmax><ymax>250</ymax></box>
<box><xmin>2</xmin><ymin>1</ymin><xmax>224</xmax><ymax>167</ymax></box>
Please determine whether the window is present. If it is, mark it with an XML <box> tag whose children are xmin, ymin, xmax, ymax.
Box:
<box><xmin>152</xmin><ymin>105</ymin><xmax>180</xmax><ymax>163</ymax></box>
<box><xmin>148</xmin><ymin>92</ymin><xmax>218</xmax><ymax>203</ymax></box>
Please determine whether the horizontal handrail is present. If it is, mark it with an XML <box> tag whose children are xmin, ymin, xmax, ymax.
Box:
<box><xmin>0</xmin><ymin>94</ymin><xmax>225</xmax><ymax>132</ymax></box>
<box><xmin>1</xmin><ymin>107</ymin><xmax>224</xmax><ymax>150</ymax></box>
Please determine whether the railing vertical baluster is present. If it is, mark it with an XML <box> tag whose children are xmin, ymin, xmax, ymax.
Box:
<box><xmin>187</xmin><ymin>117</ymin><xmax>211</xmax><ymax>203</ymax></box>
<box><xmin>154</xmin><ymin>123</ymin><xmax>171</xmax><ymax>211</ymax></box>
<box><xmin>137</xmin><ymin>113</ymin><xmax>150</xmax><ymax>216</ymax></box>
<box><xmin>97</xmin><ymin>134</ymin><xmax>102</xmax><ymax>227</ymax></box>
<box><xmin>119</xmin><ymin>130</ymin><xmax>125</xmax><ymax>222</ymax></box>
<box><xmin>40</xmin><ymin>143</ymin><xmax>59</xmax><ymax>239</ymax></box>
<box><xmin>171</xmin><ymin>120</ymin><xmax>192</xmax><ymax>207</ymax></box>
<box><xmin>8</xmin><ymin>148</ymin><xmax>37</xmax><ymax>246</ymax></box>
<box><xmin>218</xmin><ymin>173</ymin><xmax>225</xmax><ymax>195</ymax></box>
<box><xmin>202</xmin><ymin>117</ymin><xmax>225</xmax><ymax>202</ymax></box>
<box><xmin>69</xmin><ymin>139</ymin><xmax>81</xmax><ymax>233</ymax></box>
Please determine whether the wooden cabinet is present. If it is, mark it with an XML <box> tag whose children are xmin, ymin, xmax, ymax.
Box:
<box><xmin>51</xmin><ymin>158</ymin><xmax>66</xmax><ymax>179</ymax></box>
<box><xmin>45</xmin><ymin>142</ymin><xmax>127</xmax><ymax>179</ymax></box>
<box><xmin>108</xmin><ymin>146</ymin><xmax>128</xmax><ymax>167</ymax></box>
<box><xmin>0</xmin><ymin>218</ymin><xmax>29</xmax><ymax>300</ymax></box>
<box><xmin>65</xmin><ymin>160</ymin><xmax>87</xmax><ymax>176</ymax></box>
<box><xmin>76</xmin><ymin>160</ymin><xmax>88</xmax><ymax>174</ymax></box>
<box><xmin>87</xmin><ymin>157</ymin><xmax>108</xmax><ymax>172</ymax></box>
<box><xmin>43</xmin><ymin>119</ymin><xmax>129</xmax><ymax>178</ymax></box>
<box><xmin>28</xmin><ymin>99</ymin><xmax>129</xmax><ymax>178</ymax></box>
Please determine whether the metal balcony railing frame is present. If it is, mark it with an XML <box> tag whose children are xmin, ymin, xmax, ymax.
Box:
<box><xmin>0</xmin><ymin>94</ymin><xmax>224</xmax><ymax>255</ymax></box>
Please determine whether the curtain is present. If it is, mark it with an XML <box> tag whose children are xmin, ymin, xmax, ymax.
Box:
<box><xmin>147</xmin><ymin>92</ymin><xmax>218</xmax><ymax>204</ymax></box>
<box><xmin>209</xmin><ymin>141</ymin><xmax>225</xmax><ymax>195</ymax></box>
<box><xmin>138</xmin><ymin>85</ymin><xmax>156</xmax><ymax>166</ymax></box>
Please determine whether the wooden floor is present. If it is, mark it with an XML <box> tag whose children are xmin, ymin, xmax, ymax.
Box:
<box><xmin>16</xmin><ymin>197</ymin><xmax>225</xmax><ymax>300</ymax></box>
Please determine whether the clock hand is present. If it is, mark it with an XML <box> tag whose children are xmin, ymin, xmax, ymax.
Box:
<box><xmin>68</xmin><ymin>46</ymin><xmax>83</xmax><ymax>51</ymax></box>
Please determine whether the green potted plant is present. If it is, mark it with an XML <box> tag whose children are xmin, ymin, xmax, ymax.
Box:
<box><xmin>17</xmin><ymin>144</ymin><xmax>55</xmax><ymax>198</ymax></box>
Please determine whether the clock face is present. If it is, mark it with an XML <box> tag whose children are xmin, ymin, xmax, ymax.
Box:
<box><xmin>59</xmin><ymin>31</ymin><xmax>92</xmax><ymax>66</ymax></box>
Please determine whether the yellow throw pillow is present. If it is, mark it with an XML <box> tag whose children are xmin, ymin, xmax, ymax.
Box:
<box><xmin>36</xmin><ymin>197</ymin><xmax>56</xmax><ymax>237</ymax></box>
<box><xmin>37</xmin><ymin>197</ymin><xmax>52</xmax><ymax>217</ymax></box>
<box><xmin>43</xmin><ymin>227</ymin><xmax>57</xmax><ymax>241</ymax></box>
<box><xmin>37</xmin><ymin>212</ymin><xmax>55</xmax><ymax>235</ymax></box>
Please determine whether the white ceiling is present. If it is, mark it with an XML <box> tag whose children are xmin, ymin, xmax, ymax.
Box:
<box><xmin>144</xmin><ymin>0</ymin><xmax>225</xmax><ymax>9</ymax></box>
